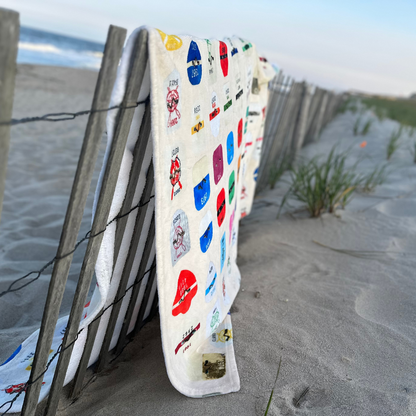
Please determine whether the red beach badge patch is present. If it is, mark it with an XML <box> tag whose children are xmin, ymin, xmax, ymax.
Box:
<box><xmin>172</xmin><ymin>270</ymin><xmax>198</xmax><ymax>317</ymax></box>
<box><xmin>219</xmin><ymin>41</ymin><xmax>228</xmax><ymax>77</ymax></box>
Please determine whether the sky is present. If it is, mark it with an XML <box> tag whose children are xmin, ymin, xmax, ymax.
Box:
<box><xmin>2</xmin><ymin>0</ymin><xmax>416</xmax><ymax>96</ymax></box>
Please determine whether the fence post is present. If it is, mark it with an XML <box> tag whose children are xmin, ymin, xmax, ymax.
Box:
<box><xmin>292</xmin><ymin>82</ymin><xmax>312</xmax><ymax>152</ymax></box>
<box><xmin>0</xmin><ymin>8</ymin><xmax>19</xmax><ymax>224</ymax></box>
<box><xmin>313</xmin><ymin>90</ymin><xmax>329</xmax><ymax>142</ymax></box>
<box><xmin>20</xmin><ymin>25</ymin><xmax>128</xmax><ymax>416</ymax></box>
<box><xmin>42</xmin><ymin>25</ymin><xmax>127</xmax><ymax>416</ymax></box>
<box><xmin>256</xmin><ymin>77</ymin><xmax>293</xmax><ymax>192</ymax></box>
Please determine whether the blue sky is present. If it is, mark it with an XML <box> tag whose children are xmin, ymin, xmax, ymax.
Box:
<box><xmin>2</xmin><ymin>0</ymin><xmax>416</xmax><ymax>96</ymax></box>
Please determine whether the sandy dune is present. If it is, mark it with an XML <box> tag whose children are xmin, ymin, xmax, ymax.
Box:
<box><xmin>0</xmin><ymin>65</ymin><xmax>415</xmax><ymax>416</ymax></box>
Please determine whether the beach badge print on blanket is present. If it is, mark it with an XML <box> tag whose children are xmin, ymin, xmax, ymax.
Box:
<box><xmin>0</xmin><ymin>28</ymin><xmax>274</xmax><ymax>411</ymax></box>
<box><xmin>209</xmin><ymin>91</ymin><xmax>221</xmax><ymax>137</ymax></box>
<box><xmin>172</xmin><ymin>270</ymin><xmax>198</xmax><ymax>316</ymax></box>
<box><xmin>165</xmin><ymin>69</ymin><xmax>181</xmax><ymax>131</ymax></box>
<box><xmin>170</xmin><ymin>209</ymin><xmax>191</xmax><ymax>265</ymax></box>
<box><xmin>187</xmin><ymin>41</ymin><xmax>202</xmax><ymax>85</ymax></box>
<box><xmin>193</xmin><ymin>156</ymin><xmax>210</xmax><ymax>211</ymax></box>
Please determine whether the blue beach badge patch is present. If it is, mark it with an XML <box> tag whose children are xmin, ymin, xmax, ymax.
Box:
<box><xmin>205</xmin><ymin>262</ymin><xmax>217</xmax><ymax>303</ymax></box>
<box><xmin>226</xmin><ymin>131</ymin><xmax>234</xmax><ymax>165</ymax></box>
<box><xmin>187</xmin><ymin>40</ymin><xmax>202</xmax><ymax>85</ymax></box>
<box><xmin>220</xmin><ymin>232</ymin><xmax>226</xmax><ymax>272</ymax></box>
<box><xmin>193</xmin><ymin>156</ymin><xmax>210</xmax><ymax>211</ymax></box>
<box><xmin>226</xmin><ymin>37</ymin><xmax>239</xmax><ymax>58</ymax></box>
<box><xmin>199</xmin><ymin>210</ymin><xmax>213</xmax><ymax>253</ymax></box>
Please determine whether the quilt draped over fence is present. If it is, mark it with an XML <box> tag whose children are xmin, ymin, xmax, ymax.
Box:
<box><xmin>0</xmin><ymin>27</ymin><xmax>274</xmax><ymax>411</ymax></box>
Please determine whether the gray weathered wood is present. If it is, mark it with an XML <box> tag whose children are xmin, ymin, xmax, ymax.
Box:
<box><xmin>43</xmin><ymin>25</ymin><xmax>127</xmax><ymax>416</ymax></box>
<box><xmin>96</xmin><ymin>161</ymin><xmax>154</xmax><ymax>370</ymax></box>
<box><xmin>130</xmin><ymin>256</ymin><xmax>156</xmax><ymax>336</ymax></box>
<box><xmin>68</xmin><ymin>27</ymin><xmax>149</xmax><ymax>399</ymax></box>
<box><xmin>280</xmin><ymin>82</ymin><xmax>304</xmax><ymax>164</ymax></box>
<box><xmin>313</xmin><ymin>91</ymin><xmax>329</xmax><ymax>142</ymax></box>
<box><xmin>0</xmin><ymin>8</ymin><xmax>19</xmax><ymax>224</ymax></box>
<box><xmin>291</xmin><ymin>82</ymin><xmax>313</xmax><ymax>153</ymax></box>
<box><xmin>71</xmin><ymin>318</ymin><xmax>100</xmax><ymax>399</ymax></box>
<box><xmin>113</xmin><ymin>164</ymin><xmax>154</xmax><ymax>353</ymax></box>
<box><xmin>115</xmin><ymin>213</ymin><xmax>155</xmax><ymax>354</ymax></box>
<box><xmin>21</xmin><ymin>27</ymin><xmax>141</xmax><ymax>416</ymax></box>
<box><xmin>113</xmin><ymin>102</ymin><xmax>152</xmax><ymax>266</ymax></box>
<box><xmin>256</xmin><ymin>76</ymin><xmax>292</xmax><ymax>192</ymax></box>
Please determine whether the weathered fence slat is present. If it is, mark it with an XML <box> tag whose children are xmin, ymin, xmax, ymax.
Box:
<box><xmin>131</xmin><ymin>258</ymin><xmax>157</xmax><ymax>335</ymax></box>
<box><xmin>256</xmin><ymin>76</ymin><xmax>293</xmax><ymax>192</ymax></box>
<box><xmin>115</xmin><ymin>213</ymin><xmax>155</xmax><ymax>353</ymax></box>
<box><xmin>71</xmin><ymin>318</ymin><xmax>100</xmax><ymax>399</ymax></box>
<box><xmin>68</xmin><ymin>27</ymin><xmax>149</xmax><ymax>399</ymax></box>
<box><xmin>96</xmin><ymin>161</ymin><xmax>155</xmax><ymax>370</ymax></box>
<box><xmin>113</xmin><ymin>103</ymin><xmax>152</xmax><ymax>266</ymax></box>
<box><xmin>281</xmin><ymin>82</ymin><xmax>304</xmax><ymax>164</ymax></box>
<box><xmin>291</xmin><ymin>82</ymin><xmax>313</xmax><ymax>153</ymax></box>
<box><xmin>312</xmin><ymin>91</ymin><xmax>329</xmax><ymax>142</ymax></box>
<box><xmin>43</xmin><ymin>25</ymin><xmax>127</xmax><ymax>416</ymax></box>
<box><xmin>21</xmin><ymin>26</ymin><xmax>141</xmax><ymax>416</ymax></box>
<box><xmin>114</xmin><ymin>167</ymin><xmax>155</xmax><ymax>353</ymax></box>
<box><xmin>0</xmin><ymin>8</ymin><xmax>19</xmax><ymax>224</ymax></box>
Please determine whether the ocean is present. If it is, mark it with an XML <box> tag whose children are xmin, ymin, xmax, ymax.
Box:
<box><xmin>17</xmin><ymin>26</ymin><xmax>104</xmax><ymax>70</ymax></box>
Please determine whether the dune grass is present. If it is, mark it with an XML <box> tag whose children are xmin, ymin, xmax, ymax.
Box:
<box><xmin>277</xmin><ymin>147</ymin><xmax>389</xmax><ymax>218</ymax></box>
<box><xmin>353</xmin><ymin>117</ymin><xmax>361</xmax><ymax>136</ymax></box>
<box><xmin>362</xmin><ymin>97</ymin><xmax>416</xmax><ymax>128</ymax></box>
<box><xmin>387</xmin><ymin>127</ymin><xmax>402</xmax><ymax>160</ymax></box>
<box><xmin>264</xmin><ymin>357</ymin><xmax>282</xmax><ymax>416</ymax></box>
<box><xmin>361</xmin><ymin>120</ymin><xmax>372</xmax><ymax>136</ymax></box>
<box><xmin>278</xmin><ymin>148</ymin><xmax>361</xmax><ymax>218</ymax></box>
<box><xmin>358</xmin><ymin>165</ymin><xmax>388</xmax><ymax>192</ymax></box>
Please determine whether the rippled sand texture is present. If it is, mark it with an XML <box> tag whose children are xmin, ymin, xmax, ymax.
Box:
<box><xmin>1</xmin><ymin>66</ymin><xmax>415</xmax><ymax>416</ymax></box>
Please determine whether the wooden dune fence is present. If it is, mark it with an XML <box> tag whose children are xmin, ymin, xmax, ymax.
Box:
<box><xmin>0</xmin><ymin>8</ymin><xmax>342</xmax><ymax>416</ymax></box>
<box><xmin>256</xmin><ymin>75</ymin><xmax>344</xmax><ymax>193</ymax></box>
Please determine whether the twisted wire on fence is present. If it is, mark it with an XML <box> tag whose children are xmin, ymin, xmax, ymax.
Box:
<box><xmin>0</xmin><ymin>262</ymin><xmax>156</xmax><ymax>415</ymax></box>
<box><xmin>0</xmin><ymin>96</ymin><xmax>150</xmax><ymax>126</ymax></box>
<box><xmin>0</xmin><ymin>95</ymin><xmax>152</xmax><ymax>298</ymax></box>
<box><xmin>0</xmin><ymin>194</ymin><xmax>155</xmax><ymax>298</ymax></box>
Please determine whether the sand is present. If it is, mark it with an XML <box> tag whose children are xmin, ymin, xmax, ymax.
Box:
<box><xmin>1</xmin><ymin>65</ymin><xmax>415</xmax><ymax>416</ymax></box>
